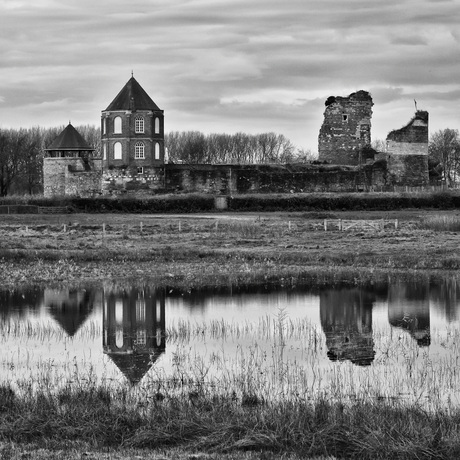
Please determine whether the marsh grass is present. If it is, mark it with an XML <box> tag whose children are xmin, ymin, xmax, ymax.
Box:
<box><xmin>3</xmin><ymin>308</ymin><xmax>460</xmax><ymax>457</ymax></box>
<box><xmin>419</xmin><ymin>214</ymin><xmax>460</xmax><ymax>232</ymax></box>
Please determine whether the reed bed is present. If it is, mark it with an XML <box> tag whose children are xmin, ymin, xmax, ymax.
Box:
<box><xmin>419</xmin><ymin>214</ymin><xmax>460</xmax><ymax>231</ymax></box>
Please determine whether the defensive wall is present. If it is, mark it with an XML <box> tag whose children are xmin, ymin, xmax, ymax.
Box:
<box><xmin>102</xmin><ymin>162</ymin><xmax>387</xmax><ymax>195</ymax></box>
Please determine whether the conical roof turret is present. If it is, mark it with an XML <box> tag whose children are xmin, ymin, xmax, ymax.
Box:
<box><xmin>105</xmin><ymin>77</ymin><xmax>161</xmax><ymax>111</ymax></box>
<box><xmin>46</xmin><ymin>123</ymin><xmax>94</xmax><ymax>151</ymax></box>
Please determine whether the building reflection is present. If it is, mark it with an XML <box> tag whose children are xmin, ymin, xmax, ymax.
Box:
<box><xmin>320</xmin><ymin>288</ymin><xmax>376</xmax><ymax>366</ymax></box>
<box><xmin>429</xmin><ymin>277</ymin><xmax>460</xmax><ymax>323</ymax></box>
<box><xmin>388</xmin><ymin>281</ymin><xmax>430</xmax><ymax>347</ymax></box>
<box><xmin>45</xmin><ymin>288</ymin><xmax>97</xmax><ymax>336</ymax></box>
<box><xmin>103</xmin><ymin>287</ymin><xmax>166</xmax><ymax>384</ymax></box>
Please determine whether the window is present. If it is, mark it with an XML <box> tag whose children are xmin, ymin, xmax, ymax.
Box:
<box><xmin>342</xmin><ymin>114</ymin><xmax>348</xmax><ymax>122</ymax></box>
<box><xmin>114</xmin><ymin>142</ymin><xmax>122</xmax><ymax>160</ymax></box>
<box><xmin>155</xmin><ymin>142</ymin><xmax>160</xmax><ymax>160</ymax></box>
<box><xmin>135</xmin><ymin>116</ymin><xmax>144</xmax><ymax>133</ymax></box>
<box><xmin>135</xmin><ymin>142</ymin><xmax>145</xmax><ymax>159</ymax></box>
<box><xmin>137</xmin><ymin>166</ymin><xmax>144</xmax><ymax>175</ymax></box>
<box><xmin>103</xmin><ymin>143</ymin><xmax>107</xmax><ymax>160</ymax></box>
<box><xmin>103</xmin><ymin>118</ymin><xmax>106</xmax><ymax>135</ymax></box>
<box><xmin>114</xmin><ymin>116</ymin><xmax>122</xmax><ymax>134</ymax></box>
<box><xmin>154</xmin><ymin>117</ymin><xmax>160</xmax><ymax>134</ymax></box>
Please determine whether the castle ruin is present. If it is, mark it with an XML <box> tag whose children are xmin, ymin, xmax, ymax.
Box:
<box><xmin>386</xmin><ymin>110</ymin><xmax>429</xmax><ymax>186</ymax></box>
<box><xmin>318</xmin><ymin>90</ymin><xmax>374</xmax><ymax>165</ymax></box>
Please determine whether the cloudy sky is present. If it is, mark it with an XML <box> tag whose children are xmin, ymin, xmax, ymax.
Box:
<box><xmin>1</xmin><ymin>0</ymin><xmax>459</xmax><ymax>152</ymax></box>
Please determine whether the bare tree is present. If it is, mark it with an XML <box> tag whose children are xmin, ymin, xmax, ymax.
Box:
<box><xmin>429</xmin><ymin>129</ymin><xmax>460</xmax><ymax>185</ymax></box>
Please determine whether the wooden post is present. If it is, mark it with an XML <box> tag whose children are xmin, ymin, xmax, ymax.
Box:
<box><xmin>63</xmin><ymin>224</ymin><xmax>67</xmax><ymax>233</ymax></box>
<box><xmin>324</xmin><ymin>219</ymin><xmax>327</xmax><ymax>231</ymax></box>
<box><xmin>140</xmin><ymin>221</ymin><xmax>143</xmax><ymax>234</ymax></box>
<box><xmin>179</xmin><ymin>221</ymin><xmax>181</xmax><ymax>232</ymax></box>
<box><xmin>395</xmin><ymin>219</ymin><xmax>398</xmax><ymax>230</ymax></box>
<box><xmin>288</xmin><ymin>221</ymin><xmax>291</xmax><ymax>230</ymax></box>
<box><xmin>339</xmin><ymin>219</ymin><xmax>342</xmax><ymax>231</ymax></box>
<box><xmin>103</xmin><ymin>223</ymin><xmax>106</xmax><ymax>237</ymax></box>
<box><xmin>215</xmin><ymin>220</ymin><xmax>218</xmax><ymax>232</ymax></box>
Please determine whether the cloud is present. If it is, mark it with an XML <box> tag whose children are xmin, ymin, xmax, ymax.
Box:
<box><xmin>0</xmin><ymin>0</ymin><xmax>459</xmax><ymax>151</ymax></box>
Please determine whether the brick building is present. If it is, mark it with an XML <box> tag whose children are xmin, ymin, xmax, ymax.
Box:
<box><xmin>318</xmin><ymin>90</ymin><xmax>374</xmax><ymax>166</ymax></box>
<box><xmin>43</xmin><ymin>123</ymin><xmax>102</xmax><ymax>197</ymax></box>
<box><xmin>101</xmin><ymin>76</ymin><xmax>165</xmax><ymax>177</ymax></box>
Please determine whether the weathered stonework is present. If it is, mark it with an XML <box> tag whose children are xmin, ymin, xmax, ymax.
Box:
<box><xmin>318</xmin><ymin>90</ymin><xmax>374</xmax><ymax>165</ymax></box>
<box><xmin>43</xmin><ymin>123</ymin><xmax>102</xmax><ymax>197</ymax></box>
<box><xmin>43</xmin><ymin>158</ymin><xmax>102</xmax><ymax>197</ymax></box>
<box><xmin>386</xmin><ymin>111</ymin><xmax>429</xmax><ymax>186</ymax></box>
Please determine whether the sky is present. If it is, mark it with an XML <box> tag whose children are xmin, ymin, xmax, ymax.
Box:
<box><xmin>1</xmin><ymin>0</ymin><xmax>459</xmax><ymax>153</ymax></box>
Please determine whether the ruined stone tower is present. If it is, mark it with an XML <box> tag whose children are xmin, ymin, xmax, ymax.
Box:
<box><xmin>43</xmin><ymin>123</ymin><xmax>102</xmax><ymax>197</ymax></box>
<box><xmin>318</xmin><ymin>90</ymin><xmax>373</xmax><ymax>165</ymax></box>
<box><xmin>101</xmin><ymin>76</ymin><xmax>165</xmax><ymax>176</ymax></box>
<box><xmin>386</xmin><ymin>110</ymin><xmax>429</xmax><ymax>186</ymax></box>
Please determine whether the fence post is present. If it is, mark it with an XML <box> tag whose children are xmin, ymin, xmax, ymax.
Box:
<box><xmin>324</xmin><ymin>219</ymin><xmax>327</xmax><ymax>231</ymax></box>
<box><xmin>395</xmin><ymin>219</ymin><xmax>398</xmax><ymax>230</ymax></box>
<box><xmin>103</xmin><ymin>223</ymin><xmax>106</xmax><ymax>237</ymax></box>
<box><xmin>339</xmin><ymin>219</ymin><xmax>342</xmax><ymax>231</ymax></box>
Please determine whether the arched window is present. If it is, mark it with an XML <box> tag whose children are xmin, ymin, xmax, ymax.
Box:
<box><xmin>102</xmin><ymin>118</ymin><xmax>106</xmax><ymax>135</ymax></box>
<box><xmin>135</xmin><ymin>116</ymin><xmax>144</xmax><ymax>133</ymax></box>
<box><xmin>114</xmin><ymin>142</ymin><xmax>122</xmax><ymax>160</ymax></box>
<box><xmin>154</xmin><ymin>117</ymin><xmax>160</xmax><ymax>134</ymax></box>
<box><xmin>114</xmin><ymin>116</ymin><xmax>122</xmax><ymax>134</ymax></box>
<box><xmin>135</xmin><ymin>142</ymin><xmax>145</xmax><ymax>159</ymax></box>
<box><xmin>155</xmin><ymin>142</ymin><xmax>160</xmax><ymax>160</ymax></box>
<box><xmin>103</xmin><ymin>143</ymin><xmax>107</xmax><ymax>160</ymax></box>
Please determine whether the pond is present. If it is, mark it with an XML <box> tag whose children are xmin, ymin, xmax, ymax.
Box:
<box><xmin>1</xmin><ymin>276</ymin><xmax>460</xmax><ymax>409</ymax></box>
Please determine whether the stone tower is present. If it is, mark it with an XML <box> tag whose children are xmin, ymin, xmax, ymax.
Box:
<box><xmin>101</xmin><ymin>76</ymin><xmax>165</xmax><ymax>175</ymax></box>
<box><xmin>43</xmin><ymin>123</ymin><xmax>102</xmax><ymax>197</ymax></box>
<box><xmin>318</xmin><ymin>90</ymin><xmax>374</xmax><ymax>165</ymax></box>
<box><xmin>386</xmin><ymin>110</ymin><xmax>429</xmax><ymax>186</ymax></box>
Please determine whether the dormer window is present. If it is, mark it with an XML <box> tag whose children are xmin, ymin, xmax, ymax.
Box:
<box><xmin>135</xmin><ymin>117</ymin><xmax>144</xmax><ymax>133</ymax></box>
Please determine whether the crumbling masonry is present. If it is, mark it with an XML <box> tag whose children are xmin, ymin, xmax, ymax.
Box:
<box><xmin>318</xmin><ymin>90</ymin><xmax>373</xmax><ymax>166</ymax></box>
<box><xmin>386</xmin><ymin>110</ymin><xmax>429</xmax><ymax>186</ymax></box>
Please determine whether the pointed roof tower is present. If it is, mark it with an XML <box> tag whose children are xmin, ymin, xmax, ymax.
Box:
<box><xmin>46</xmin><ymin>123</ymin><xmax>94</xmax><ymax>152</ymax></box>
<box><xmin>105</xmin><ymin>77</ymin><xmax>161</xmax><ymax>111</ymax></box>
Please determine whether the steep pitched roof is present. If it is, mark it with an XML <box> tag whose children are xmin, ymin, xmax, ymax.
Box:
<box><xmin>105</xmin><ymin>77</ymin><xmax>161</xmax><ymax>111</ymax></box>
<box><xmin>46</xmin><ymin>123</ymin><xmax>94</xmax><ymax>151</ymax></box>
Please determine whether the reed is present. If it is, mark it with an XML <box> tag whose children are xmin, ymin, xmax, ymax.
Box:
<box><xmin>419</xmin><ymin>214</ymin><xmax>460</xmax><ymax>232</ymax></box>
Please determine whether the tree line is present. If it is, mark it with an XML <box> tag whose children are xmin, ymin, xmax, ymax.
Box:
<box><xmin>1</xmin><ymin>124</ymin><xmax>459</xmax><ymax>196</ymax></box>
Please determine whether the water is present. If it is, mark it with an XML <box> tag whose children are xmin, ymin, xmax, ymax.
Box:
<box><xmin>1</xmin><ymin>276</ymin><xmax>460</xmax><ymax>407</ymax></box>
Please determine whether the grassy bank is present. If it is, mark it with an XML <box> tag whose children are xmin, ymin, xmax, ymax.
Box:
<box><xmin>0</xmin><ymin>383</ymin><xmax>458</xmax><ymax>459</ymax></box>
<box><xmin>1</xmin><ymin>210</ymin><xmax>460</xmax><ymax>288</ymax></box>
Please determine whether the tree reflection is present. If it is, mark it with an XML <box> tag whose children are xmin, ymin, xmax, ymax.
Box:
<box><xmin>320</xmin><ymin>288</ymin><xmax>376</xmax><ymax>366</ymax></box>
<box><xmin>103</xmin><ymin>287</ymin><xmax>166</xmax><ymax>384</ymax></box>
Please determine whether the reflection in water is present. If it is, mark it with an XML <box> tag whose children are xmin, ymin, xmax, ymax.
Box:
<box><xmin>320</xmin><ymin>289</ymin><xmax>376</xmax><ymax>366</ymax></box>
<box><xmin>103</xmin><ymin>287</ymin><xmax>166</xmax><ymax>384</ymax></box>
<box><xmin>388</xmin><ymin>282</ymin><xmax>431</xmax><ymax>347</ymax></box>
<box><xmin>45</xmin><ymin>288</ymin><xmax>97</xmax><ymax>336</ymax></box>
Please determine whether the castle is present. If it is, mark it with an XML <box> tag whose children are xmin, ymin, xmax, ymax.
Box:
<box><xmin>43</xmin><ymin>81</ymin><xmax>431</xmax><ymax>197</ymax></box>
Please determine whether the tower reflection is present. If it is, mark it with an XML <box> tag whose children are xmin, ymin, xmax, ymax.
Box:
<box><xmin>103</xmin><ymin>287</ymin><xmax>166</xmax><ymax>384</ymax></box>
<box><xmin>320</xmin><ymin>288</ymin><xmax>376</xmax><ymax>366</ymax></box>
<box><xmin>388</xmin><ymin>281</ymin><xmax>430</xmax><ymax>347</ymax></box>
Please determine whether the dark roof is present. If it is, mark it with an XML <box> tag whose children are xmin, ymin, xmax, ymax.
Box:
<box><xmin>105</xmin><ymin>77</ymin><xmax>161</xmax><ymax>112</ymax></box>
<box><xmin>46</xmin><ymin>123</ymin><xmax>94</xmax><ymax>151</ymax></box>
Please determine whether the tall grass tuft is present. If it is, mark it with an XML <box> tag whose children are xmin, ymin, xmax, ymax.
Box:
<box><xmin>419</xmin><ymin>214</ymin><xmax>460</xmax><ymax>231</ymax></box>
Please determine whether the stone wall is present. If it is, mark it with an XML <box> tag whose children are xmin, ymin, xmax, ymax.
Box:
<box><xmin>102</xmin><ymin>163</ymin><xmax>388</xmax><ymax>195</ymax></box>
<box><xmin>43</xmin><ymin>158</ymin><xmax>102</xmax><ymax>197</ymax></box>
<box><xmin>318</xmin><ymin>90</ymin><xmax>374</xmax><ymax>165</ymax></box>
<box><xmin>386</xmin><ymin>111</ymin><xmax>429</xmax><ymax>186</ymax></box>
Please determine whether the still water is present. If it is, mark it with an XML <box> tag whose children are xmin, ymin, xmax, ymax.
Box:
<box><xmin>1</xmin><ymin>277</ymin><xmax>460</xmax><ymax>407</ymax></box>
